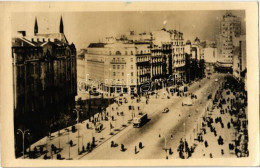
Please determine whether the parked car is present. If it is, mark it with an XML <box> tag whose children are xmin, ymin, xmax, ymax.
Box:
<box><xmin>163</xmin><ymin>107</ymin><xmax>169</xmax><ymax>113</ymax></box>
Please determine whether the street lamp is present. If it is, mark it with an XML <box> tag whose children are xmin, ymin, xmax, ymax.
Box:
<box><xmin>73</xmin><ymin>108</ymin><xmax>83</xmax><ymax>155</ymax></box>
<box><xmin>65</xmin><ymin>128</ymin><xmax>71</xmax><ymax>160</ymax></box>
<box><xmin>17</xmin><ymin>129</ymin><xmax>30</xmax><ymax>159</ymax></box>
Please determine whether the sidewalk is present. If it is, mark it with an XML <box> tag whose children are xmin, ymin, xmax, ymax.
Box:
<box><xmin>189</xmin><ymin>87</ymin><xmax>244</xmax><ymax>158</ymax></box>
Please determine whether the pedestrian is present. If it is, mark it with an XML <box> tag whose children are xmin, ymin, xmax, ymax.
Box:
<box><xmin>204</xmin><ymin>140</ymin><xmax>208</xmax><ymax>148</ymax></box>
<box><xmin>34</xmin><ymin>146</ymin><xmax>37</xmax><ymax>154</ymax></box>
<box><xmin>40</xmin><ymin>145</ymin><xmax>43</xmax><ymax>154</ymax></box>
<box><xmin>169</xmin><ymin>147</ymin><xmax>173</xmax><ymax>155</ymax></box>
<box><xmin>139</xmin><ymin>142</ymin><xmax>143</xmax><ymax>149</ymax></box>
<box><xmin>111</xmin><ymin>141</ymin><xmax>114</xmax><ymax>148</ymax></box>
<box><xmin>121</xmin><ymin>144</ymin><xmax>125</xmax><ymax>151</ymax></box>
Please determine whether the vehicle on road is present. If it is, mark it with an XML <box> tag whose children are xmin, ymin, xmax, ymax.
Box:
<box><xmin>147</xmin><ymin>91</ymin><xmax>155</xmax><ymax>95</ymax></box>
<box><xmin>162</xmin><ymin>107</ymin><xmax>169</xmax><ymax>113</ymax></box>
<box><xmin>133</xmin><ymin>112</ymin><xmax>148</xmax><ymax>128</ymax></box>
<box><xmin>182</xmin><ymin>98</ymin><xmax>193</xmax><ymax>106</ymax></box>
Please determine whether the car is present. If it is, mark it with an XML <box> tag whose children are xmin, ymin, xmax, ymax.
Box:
<box><xmin>163</xmin><ymin>107</ymin><xmax>169</xmax><ymax>113</ymax></box>
<box><xmin>148</xmin><ymin>91</ymin><xmax>155</xmax><ymax>95</ymax></box>
<box><xmin>182</xmin><ymin>98</ymin><xmax>193</xmax><ymax>106</ymax></box>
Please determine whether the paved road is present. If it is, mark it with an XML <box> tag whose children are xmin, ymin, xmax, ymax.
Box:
<box><xmin>80</xmin><ymin>73</ymin><xmax>227</xmax><ymax>159</ymax></box>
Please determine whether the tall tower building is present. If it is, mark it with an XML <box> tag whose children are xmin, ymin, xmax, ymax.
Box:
<box><xmin>216</xmin><ymin>11</ymin><xmax>241</xmax><ymax>72</ymax></box>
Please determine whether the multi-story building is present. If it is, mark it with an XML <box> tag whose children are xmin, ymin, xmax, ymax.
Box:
<box><xmin>216</xmin><ymin>11</ymin><xmax>242</xmax><ymax>72</ymax></box>
<box><xmin>201</xmin><ymin>47</ymin><xmax>217</xmax><ymax>64</ymax></box>
<box><xmin>12</xmin><ymin>17</ymin><xmax>77</xmax><ymax>156</ymax></box>
<box><xmin>85</xmin><ymin>41</ymin><xmax>151</xmax><ymax>94</ymax></box>
<box><xmin>85</xmin><ymin>28</ymin><xmax>187</xmax><ymax>94</ymax></box>
<box><xmin>232</xmin><ymin>35</ymin><xmax>246</xmax><ymax>82</ymax></box>
<box><xmin>150</xmin><ymin>30</ymin><xmax>170</xmax><ymax>81</ymax></box>
<box><xmin>169</xmin><ymin>30</ymin><xmax>185</xmax><ymax>83</ymax></box>
<box><xmin>150</xmin><ymin>29</ymin><xmax>186</xmax><ymax>83</ymax></box>
<box><xmin>200</xmin><ymin>41</ymin><xmax>217</xmax><ymax>64</ymax></box>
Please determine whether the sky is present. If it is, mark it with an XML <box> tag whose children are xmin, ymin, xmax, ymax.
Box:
<box><xmin>11</xmin><ymin>10</ymin><xmax>245</xmax><ymax>50</ymax></box>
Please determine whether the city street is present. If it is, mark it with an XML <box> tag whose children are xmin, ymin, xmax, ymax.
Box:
<box><xmin>80</xmin><ymin>73</ymin><xmax>226</xmax><ymax>159</ymax></box>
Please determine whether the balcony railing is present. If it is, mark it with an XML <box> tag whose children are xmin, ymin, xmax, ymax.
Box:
<box><xmin>110</xmin><ymin>60</ymin><xmax>126</xmax><ymax>64</ymax></box>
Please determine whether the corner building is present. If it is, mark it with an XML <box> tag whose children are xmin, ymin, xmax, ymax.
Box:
<box><xmin>12</xmin><ymin>17</ymin><xmax>77</xmax><ymax>156</ymax></box>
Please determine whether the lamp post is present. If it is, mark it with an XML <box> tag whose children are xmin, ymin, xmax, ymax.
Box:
<box><xmin>65</xmin><ymin>128</ymin><xmax>71</xmax><ymax>160</ymax></box>
<box><xmin>17</xmin><ymin>129</ymin><xmax>30</xmax><ymax>159</ymax></box>
<box><xmin>73</xmin><ymin>108</ymin><xmax>83</xmax><ymax>155</ymax></box>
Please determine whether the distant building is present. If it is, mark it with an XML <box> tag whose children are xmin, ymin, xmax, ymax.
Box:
<box><xmin>12</xmin><ymin>17</ymin><xmax>77</xmax><ymax>156</ymax></box>
<box><xmin>216</xmin><ymin>11</ymin><xmax>242</xmax><ymax>72</ymax></box>
<box><xmin>201</xmin><ymin>44</ymin><xmax>217</xmax><ymax>64</ymax></box>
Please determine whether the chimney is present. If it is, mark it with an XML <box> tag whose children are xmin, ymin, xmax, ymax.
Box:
<box><xmin>17</xmin><ymin>31</ymin><xmax>26</xmax><ymax>37</ymax></box>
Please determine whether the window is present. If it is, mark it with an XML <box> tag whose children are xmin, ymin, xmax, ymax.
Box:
<box><xmin>121</xmin><ymin>65</ymin><xmax>124</xmax><ymax>69</ymax></box>
<box><xmin>116</xmin><ymin>51</ymin><xmax>121</xmax><ymax>55</ymax></box>
<box><xmin>131</xmin><ymin>72</ymin><xmax>134</xmax><ymax>76</ymax></box>
<box><xmin>117</xmin><ymin>65</ymin><xmax>120</xmax><ymax>69</ymax></box>
<box><xmin>113</xmin><ymin>65</ymin><xmax>115</xmax><ymax>69</ymax></box>
<box><xmin>131</xmin><ymin>65</ymin><xmax>133</xmax><ymax>69</ymax></box>
<box><xmin>113</xmin><ymin>72</ymin><xmax>116</xmax><ymax>76</ymax></box>
<box><xmin>131</xmin><ymin>58</ymin><xmax>133</xmax><ymax>62</ymax></box>
<box><xmin>131</xmin><ymin>51</ymin><xmax>133</xmax><ymax>55</ymax></box>
<box><xmin>125</xmin><ymin>51</ymin><xmax>128</xmax><ymax>55</ymax></box>
<box><xmin>109</xmin><ymin>51</ymin><xmax>112</xmax><ymax>55</ymax></box>
<box><xmin>122</xmin><ymin>72</ymin><xmax>124</xmax><ymax>76</ymax></box>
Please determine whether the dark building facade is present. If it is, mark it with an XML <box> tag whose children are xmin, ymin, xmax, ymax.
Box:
<box><xmin>12</xmin><ymin>17</ymin><xmax>77</xmax><ymax>157</ymax></box>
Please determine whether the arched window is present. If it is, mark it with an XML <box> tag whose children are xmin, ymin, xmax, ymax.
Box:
<box><xmin>116</xmin><ymin>51</ymin><xmax>121</xmax><ymax>55</ymax></box>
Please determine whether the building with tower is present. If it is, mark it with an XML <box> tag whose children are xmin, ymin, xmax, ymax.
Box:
<box><xmin>216</xmin><ymin>11</ymin><xmax>242</xmax><ymax>72</ymax></box>
<box><xmin>12</xmin><ymin>16</ymin><xmax>77</xmax><ymax>157</ymax></box>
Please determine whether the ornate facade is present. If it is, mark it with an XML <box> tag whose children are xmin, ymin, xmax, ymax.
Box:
<box><xmin>12</xmin><ymin>17</ymin><xmax>77</xmax><ymax>157</ymax></box>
